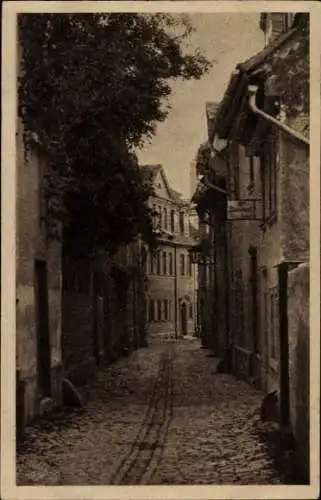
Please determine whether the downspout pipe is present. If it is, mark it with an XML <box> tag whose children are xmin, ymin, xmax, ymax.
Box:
<box><xmin>202</xmin><ymin>178</ymin><xmax>228</xmax><ymax>195</ymax></box>
<box><xmin>248</xmin><ymin>85</ymin><xmax>310</xmax><ymax>146</ymax></box>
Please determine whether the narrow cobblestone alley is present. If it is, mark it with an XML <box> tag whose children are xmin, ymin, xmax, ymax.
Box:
<box><xmin>17</xmin><ymin>338</ymin><xmax>285</xmax><ymax>485</ymax></box>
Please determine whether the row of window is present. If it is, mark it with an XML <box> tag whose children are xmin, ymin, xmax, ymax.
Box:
<box><xmin>153</xmin><ymin>204</ymin><xmax>188</xmax><ymax>235</ymax></box>
<box><xmin>147</xmin><ymin>299</ymin><xmax>194</xmax><ymax>323</ymax></box>
<box><xmin>231</xmin><ymin>137</ymin><xmax>278</xmax><ymax>225</ymax></box>
<box><xmin>148</xmin><ymin>299</ymin><xmax>173</xmax><ymax>322</ymax></box>
<box><xmin>147</xmin><ymin>251</ymin><xmax>193</xmax><ymax>277</ymax></box>
<box><xmin>232</xmin><ymin>268</ymin><xmax>279</xmax><ymax>360</ymax></box>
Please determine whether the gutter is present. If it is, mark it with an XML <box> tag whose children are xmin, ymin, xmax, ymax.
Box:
<box><xmin>248</xmin><ymin>85</ymin><xmax>309</xmax><ymax>146</ymax></box>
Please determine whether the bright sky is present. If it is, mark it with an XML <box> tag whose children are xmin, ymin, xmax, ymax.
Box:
<box><xmin>137</xmin><ymin>13</ymin><xmax>264</xmax><ymax>199</ymax></box>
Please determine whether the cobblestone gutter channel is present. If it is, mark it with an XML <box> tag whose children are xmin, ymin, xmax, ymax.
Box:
<box><xmin>16</xmin><ymin>338</ymin><xmax>285</xmax><ymax>485</ymax></box>
<box><xmin>110</xmin><ymin>343</ymin><xmax>174</xmax><ymax>484</ymax></box>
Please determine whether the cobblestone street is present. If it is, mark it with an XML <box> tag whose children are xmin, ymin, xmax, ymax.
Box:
<box><xmin>17</xmin><ymin>338</ymin><xmax>285</xmax><ymax>485</ymax></box>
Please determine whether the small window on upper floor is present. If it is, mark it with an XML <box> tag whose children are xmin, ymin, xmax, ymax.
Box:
<box><xmin>249</xmin><ymin>157</ymin><xmax>254</xmax><ymax>187</ymax></box>
<box><xmin>188</xmin><ymin>254</ymin><xmax>193</xmax><ymax>277</ymax></box>
<box><xmin>170</xmin><ymin>209</ymin><xmax>175</xmax><ymax>233</ymax></box>
<box><xmin>164</xmin><ymin>208</ymin><xmax>168</xmax><ymax>230</ymax></box>
<box><xmin>158</xmin><ymin>206</ymin><xmax>162</xmax><ymax>228</ymax></box>
<box><xmin>169</xmin><ymin>253</ymin><xmax>173</xmax><ymax>275</ymax></box>
<box><xmin>162</xmin><ymin>251</ymin><xmax>167</xmax><ymax>275</ymax></box>
<box><xmin>260</xmin><ymin>132</ymin><xmax>278</xmax><ymax>224</ymax></box>
<box><xmin>164</xmin><ymin>299</ymin><xmax>169</xmax><ymax>321</ymax></box>
<box><xmin>179</xmin><ymin>212</ymin><xmax>184</xmax><ymax>234</ymax></box>
<box><xmin>156</xmin><ymin>251</ymin><xmax>161</xmax><ymax>275</ymax></box>
<box><xmin>157</xmin><ymin>299</ymin><xmax>162</xmax><ymax>321</ymax></box>
<box><xmin>180</xmin><ymin>254</ymin><xmax>185</xmax><ymax>276</ymax></box>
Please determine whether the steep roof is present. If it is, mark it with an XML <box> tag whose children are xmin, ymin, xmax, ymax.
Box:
<box><xmin>214</xmin><ymin>17</ymin><xmax>304</xmax><ymax>142</ymax></box>
<box><xmin>140</xmin><ymin>163</ymin><xmax>186</xmax><ymax>204</ymax></box>
<box><xmin>170</xmin><ymin>188</ymin><xmax>182</xmax><ymax>200</ymax></box>
<box><xmin>140</xmin><ymin>164</ymin><xmax>162</xmax><ymax>183</ymax></box>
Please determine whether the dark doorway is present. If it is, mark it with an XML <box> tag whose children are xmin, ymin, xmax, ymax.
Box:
<box><xmin>180</xmin><ymin>303</ymin><xmax>188</xmax><ymax>336</ymax></box>
<box><xmin>35</xmin><ymin>260</ymin><xmax>51</xmax><ymax>398</ymax></box>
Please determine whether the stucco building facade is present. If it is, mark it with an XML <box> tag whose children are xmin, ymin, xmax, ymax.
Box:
<box><xmin>16</xmin><ymin>116</ymin><xmax>63</xmax><ymax>434</ymax></box>
<box><xmin>193</xmin><ymin>12</ymin><xmax>309</xmax><ymax>482</ymax></box>
<box><xmin>141</xmin><ymin>165</ymin><xmax>198</xmax><ymax>339</ymax></box>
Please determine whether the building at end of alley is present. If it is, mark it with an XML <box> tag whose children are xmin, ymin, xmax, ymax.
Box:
<box><xmin>141</xmin><ymin>165</ymin><xmax>199</xmax><ymax>340</ymax></box>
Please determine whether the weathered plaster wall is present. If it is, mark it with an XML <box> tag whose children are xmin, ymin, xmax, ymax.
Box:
<box><xmin>280</xmin><ymin>135</ymin><xmax>309</xmax><ymax>262</ymax></box>
<box><xmin>287</xmin><ymin>263</ymin><xmax>309</xmax><ymax>483</ymax></box>
<box><xmin>146</xmin><ymin>244</ymin><xmax>197</xmax><ymax>338</ymax></box>
<box><xmin>16</xmin><ymin>120</ymin><xmax>62</xmax><ymax>425</ymax></box>
<box><xmin>228</xmin><ymin>146</ymin><xmax>262</xmax><ymax>382</ymax></box>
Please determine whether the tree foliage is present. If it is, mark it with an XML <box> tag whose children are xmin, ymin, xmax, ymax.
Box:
<box><xmin>266</xmin><ymin>13</ymin><xmax>309</xmax><ymax>117</ymax></box>
<box><xmin>195</xmin><ymin>142</ymin><xmax>212</xmax><ymax>177</ymax></box>
<box><xmin>18</xmin><ymin>13</ymin><xmax>211</xmax><ymax>257</ymax></box>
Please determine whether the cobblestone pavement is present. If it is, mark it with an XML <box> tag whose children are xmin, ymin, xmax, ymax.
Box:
<box><xmin>17</xmin><ymin>337</ymin><xmax>285</xmax><ymax>485</ymax></box>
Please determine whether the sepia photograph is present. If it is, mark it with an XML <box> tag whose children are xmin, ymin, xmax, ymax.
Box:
<box><xmin>1</xmin><ymin>1</ymin><xmax>319</xmax><ymax>499</ymax></box>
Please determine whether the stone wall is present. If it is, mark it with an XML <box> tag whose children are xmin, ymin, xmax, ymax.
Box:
<box><xmin>287</xmin><ymin>263</ymin><xmax>309</xmax><ymax>483</ymax></box>
<box><xmin>280</xmin><ymin>135</ymin><xmax>309</xmax><ymax>262</ymax></box>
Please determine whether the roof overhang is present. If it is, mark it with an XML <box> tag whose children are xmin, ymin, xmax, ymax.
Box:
<box><xmin>212</xmin><ymin>24</ymin><xmax>299</xmax><ymax>144</ymax></box>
